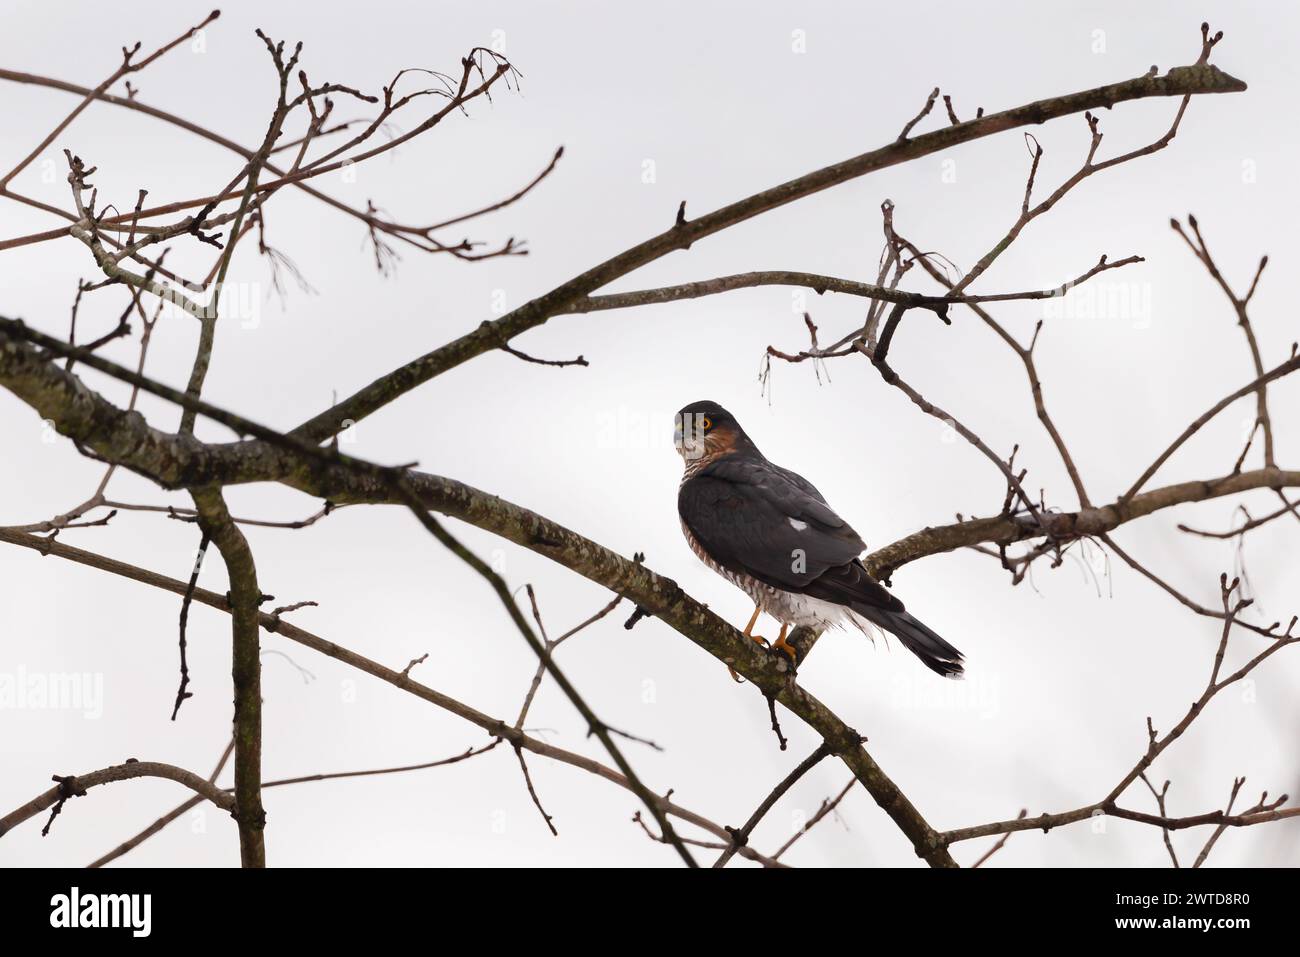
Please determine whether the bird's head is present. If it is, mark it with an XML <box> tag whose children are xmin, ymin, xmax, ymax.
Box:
<box><xmin>673</xmin><ymin>400</ymin><xmax>756</xmax><ymax>465</ymax></box>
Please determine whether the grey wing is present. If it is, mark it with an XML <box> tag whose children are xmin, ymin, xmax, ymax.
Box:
<box><xmin>680</xmin><ymin>457</ymin><xmax>953</xmax><ymax>672</ymax></box>
<box><xmin>768</xmin><ymin>462</ymin><xmax>872</xmax><ymax>550</ymax></box>
<box><xmin>678</xmin><ymin>458</ymin><xmax>866</xmax><ymax>591</ymax></box>
<box><xmin>771</xmin><ymin>463</ymin><xmax>831</xmax><ymax>505</ymax></box>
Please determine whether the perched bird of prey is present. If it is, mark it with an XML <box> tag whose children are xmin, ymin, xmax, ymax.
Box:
<box><xmin>674</xmin><ymin>400</ymin><xmax>963</xmax><ymax>678</ymax></box>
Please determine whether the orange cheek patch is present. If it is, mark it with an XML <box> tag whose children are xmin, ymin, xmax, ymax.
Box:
<box><xmin>707</xmin><ymin>426</ymin><xmax>739</xmax><ymax>453</ymax></box>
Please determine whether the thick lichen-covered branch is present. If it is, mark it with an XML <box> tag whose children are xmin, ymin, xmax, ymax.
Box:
<box><xmin>0</xmin><ymin>321</ymin><xmax>958</xmax><ymax>865</ymax></box>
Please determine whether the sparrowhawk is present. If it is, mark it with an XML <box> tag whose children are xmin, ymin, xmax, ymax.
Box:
<box><xmin>674</xmin><ymin>400</ymin><xmax>963</xmax><ymax>678</ymax></box>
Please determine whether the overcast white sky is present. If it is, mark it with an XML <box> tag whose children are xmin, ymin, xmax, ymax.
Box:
<box><xmin>2</xmin><ymin>1</ymin><xmax>1297</xmax><ymax>867</ymax></box>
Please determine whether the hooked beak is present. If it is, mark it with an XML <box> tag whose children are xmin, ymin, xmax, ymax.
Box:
<box><xmin>674</xmin><ymin>413</ymin><xmax>706</xmax><ymax>460</ymax></box>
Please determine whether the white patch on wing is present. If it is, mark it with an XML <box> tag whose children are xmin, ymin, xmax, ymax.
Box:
<box><xmin>788</xmin><ymin>518</ymin><xmax>808</xmax><ymax>531</ymax></box>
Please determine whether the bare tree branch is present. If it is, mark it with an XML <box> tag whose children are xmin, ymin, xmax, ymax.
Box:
<box><xmin>1</xmin><ymin>761</ymin><xmax>236</xmax><ymax>838</ymax></box>
<box><xmin>288</xmin><ymin>52</ymin><xmax>1243</xmax><ymax>445</ymax></box>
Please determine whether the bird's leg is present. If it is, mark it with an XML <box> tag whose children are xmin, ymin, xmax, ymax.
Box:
<box><xmin>742</xmin><ymin>605</ymin><xmax>769</xmax><ymax>647</ymax></box>
<box><xmin>728</xmin><ymin>605</ymin><xmax>769</xmax><ymax>683</ymax></box>
<box><xmin>772</xmin><ymin>622</ymin><xmax>798</xmax><ymax>666</ymax></box>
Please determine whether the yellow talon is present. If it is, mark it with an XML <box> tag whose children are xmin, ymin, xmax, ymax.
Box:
<box><xmin>728</xmin><ymin>605</ymin><xmax>770</xmax><ymax>682</ymax></box>
<box><xmin>772</xmin><ymin>622</ymin><xmax>797</xmax><ymax>665</ymax></box>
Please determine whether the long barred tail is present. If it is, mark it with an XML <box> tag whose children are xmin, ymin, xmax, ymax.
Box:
<box><xmin>850</xmin><ymin>605</ymin><xmax>965</xmax><ymax>679</ymax></box>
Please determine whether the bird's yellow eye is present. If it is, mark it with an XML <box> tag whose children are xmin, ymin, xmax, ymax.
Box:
<box><xmin>700</xmin><ymin>416</ymin><xmax>713</xmax><ymax>431</ymax></box>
